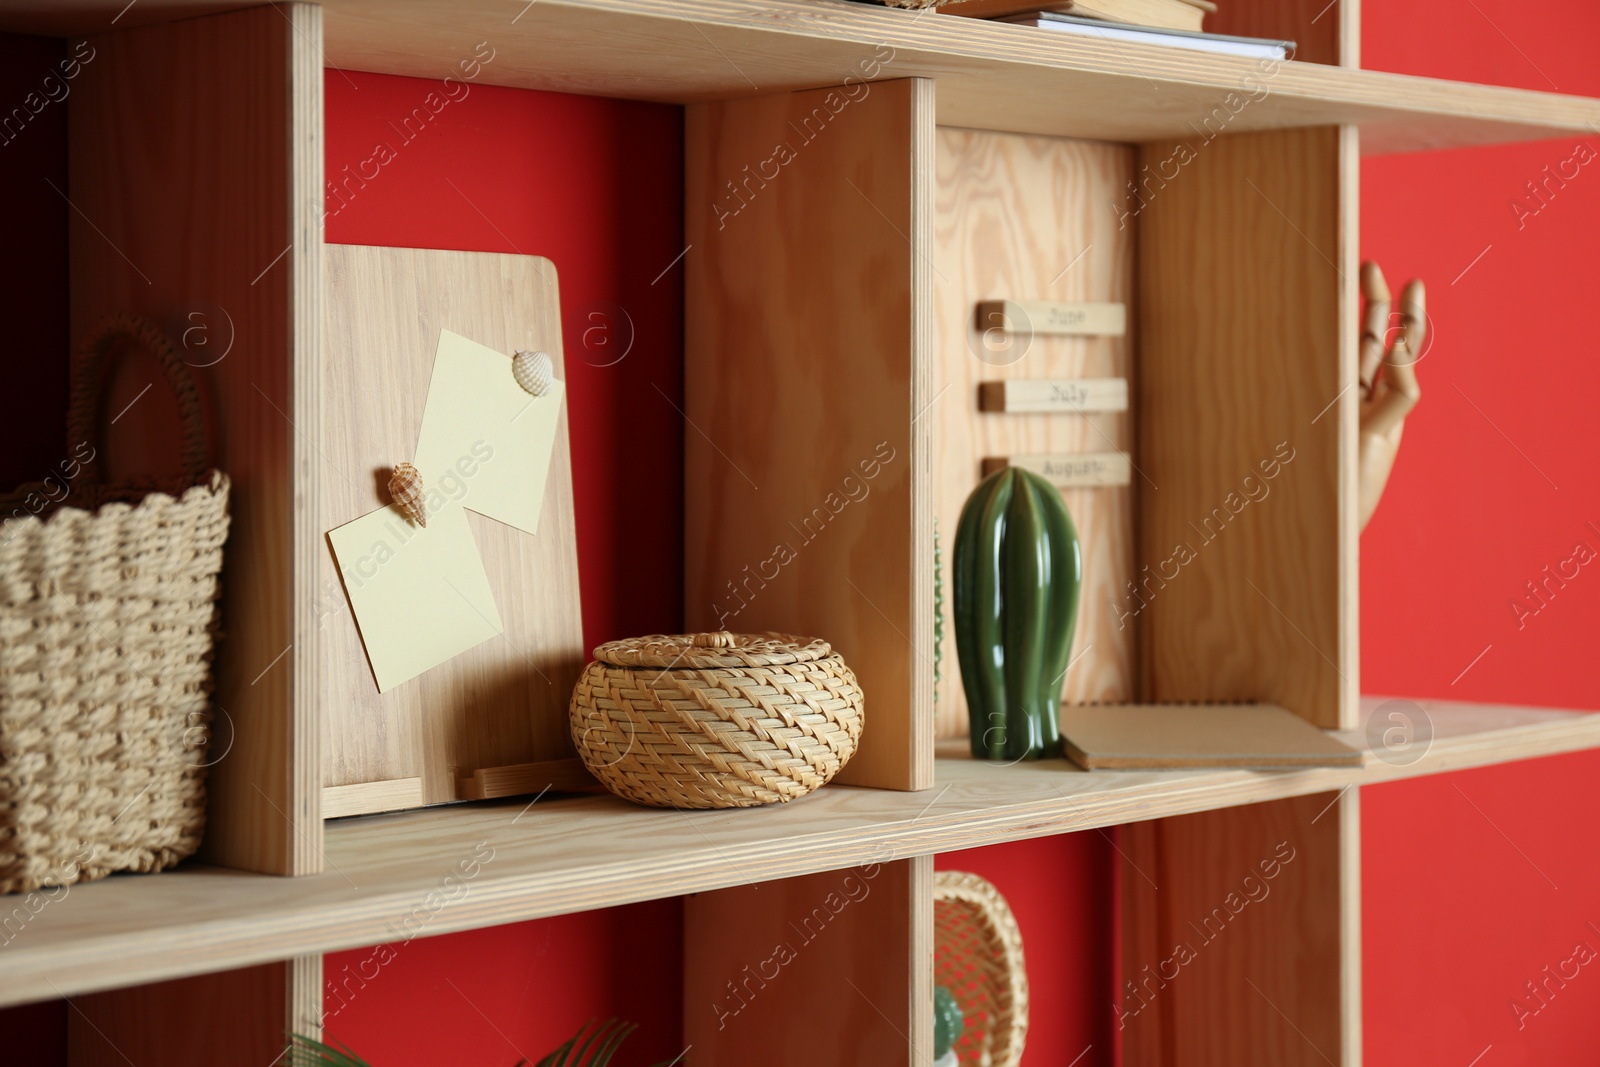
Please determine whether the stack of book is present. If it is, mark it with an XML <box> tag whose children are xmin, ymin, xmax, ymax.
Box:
<box><xmin>944</xmin><ymin>0</ymin><xmax>1215</xmax><ymax>32</ymax></box>
<box><xmin>941</xmin><ymin>0</ymin><xmax>1294</xmax><ymax>60</ymax></box>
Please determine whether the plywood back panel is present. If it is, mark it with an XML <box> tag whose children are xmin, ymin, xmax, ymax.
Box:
<box><xmin>684</xmin><ymin>856</ymin><xmax>929</xmax><ymax>1066</ymax></box>
<box><xmin>68</xmin><ymin>3</ymin><xmax>323</xmax><ymax>875</ymax></box>
<box><xmin>1136</xmin><ymin>127</ymin><xmax>1348</xmax><ymax>727</ymax></box>
<box><xmin>931</xmin><ymin>128</ymin><xmax>1137</xmax><ymax>739</ymax></box>
<box><xmin>68</xmin><ymin>959</ymin><xmax>300</xmax><ymax>1066</ymax></box>
<box><xmin>321</xmin><ymin>244</ymin><xmax>585</xmax><ymax>806</ymax></box>
<box><xmin>684</xmin><ymin>79</ymin><xmax>935</xmax><ymax>791</ymax></box>
<box><xmin>1121</xmin><ymin>794</ymin><xmax>1346</xmax><ymax>1067</ymax></box>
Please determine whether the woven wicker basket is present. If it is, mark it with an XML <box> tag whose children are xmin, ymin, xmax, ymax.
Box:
<box><xmin>0</xmin><ymin>315</ymin><xmax>230</xmax><ymax>894</ymax></box>
<box><xmin>569</xmin><ymin>631</ymin><xmax>864</xmax><ymax>809</ymax></box>
<box><xmin>935</xmin><ymin>871</ymin><xmax>1029</xmax><ymax>1067</ymax></box>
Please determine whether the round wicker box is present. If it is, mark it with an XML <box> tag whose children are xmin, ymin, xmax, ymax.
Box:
<box><xmin>569</xmin><ymin>631</ymin><xmax>864</xmax><ymax>809</ymax></box>
<box><xmin>935</xmin><ymin>870</ymin><xmax>1029</xmax><ymax>1067</ymax></box>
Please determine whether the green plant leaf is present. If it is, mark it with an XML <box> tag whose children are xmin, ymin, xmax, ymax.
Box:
<box><xmin>298</xmin><ymin>1017</ymin><xmax>649</xmax><ymax>1067</ymax></box>
<box><xmin>528</xmin><ymin>1019</ymin><xmax>640</xmax><ymax>1067</ymax></box>
<box><xmin>289</xmin><ymin>1034</ymin><xmax>377</xmax><ymax>1067</ymax></box>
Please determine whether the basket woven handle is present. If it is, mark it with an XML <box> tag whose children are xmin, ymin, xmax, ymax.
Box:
<box><xmin>66</xmin><ymin>314</ymin><xmax>211</xmax><ymax>489</ymax></box>
<box><xmin>691</xmin><ymin>632</ymin><xmax>736</xmax><ymax>648</ymax></box>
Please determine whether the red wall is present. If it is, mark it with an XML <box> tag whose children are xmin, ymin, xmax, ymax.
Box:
<box><xmin>322</xmin><ymin>902</ymin><xmax>684</xmax><ymax>1064</ymax></box>
<box><xmin>1360</xmin><ymin>2</ymin><xmax>1600</xmax><ymax>1063</ymax></box>
<box><xmin>318</xmin><ymin>72</ymin><xmax>687</xmax><ymax>1063</ymax></box>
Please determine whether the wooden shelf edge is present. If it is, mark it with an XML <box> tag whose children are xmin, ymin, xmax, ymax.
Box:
<box><xmin>5</xmin><ymin>0</ymin><xmax>1599</xmax><ymax>153</ymax></box>
<box><xmin>2</xmin><ymin>697</ymin><xmax>1596</xmax><ymax>1008</ymax></box>
<box><xmin>325</xmin><ymin>0</ymin><xmax>1600</xmax><ymax>155</ymax></box>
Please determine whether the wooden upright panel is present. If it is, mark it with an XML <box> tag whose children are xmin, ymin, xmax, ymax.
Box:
<box><xmin>320</xmin><ymin>245</ymin><xmax>585</xmax><ymax>809</ymax></box>
<box><xmin>1136</xmin><ymin>127</ymin><xmax>1348</xmax><ymax>728</ymax></box>
<box><xmin>1335</xmin><ymin>126</ymin><xmax>1361</xmax><ymax>730</ymax></box>
<box><xmin>1341</xmin><ymin>0</ymin><xmax>1361</xmax><ymax>69</ymax></box>
<box><xmin>1338</xmin><ymin>788</ymin><xmax>1361</xmax><ymax>1063</ymax></box>
<box><xmin>932</xmin><ymin>129</ymin><xmax>1137</xmax><ymax>738</ymax></box>
<box><xmin>684</xmin><ymin>856</ymin><xmax>930</xmax><ymax>1066</ymax></box>
<box><xmin>1121</xmin><ymin>794</ymin><xmax>1347</xmax><ymax>1067</ymax></box>
<box><xmin>685</xmin><ymin>79</ymin><xmax>935</xmax><ymax>790</ymax></box>
<box><xmin>68</xmin><ymin>955</ymin><xmax>321</xmax><ymax>1066</ymax></box>
<box><xmin>68</xmin><ymin>4</ymin><xmax>323</xmax><ymax>872</ymax></box>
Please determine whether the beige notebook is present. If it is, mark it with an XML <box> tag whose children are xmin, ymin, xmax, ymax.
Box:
<box><xmin>1060</xmin><ymin>704</ymin><xmax>1362</xmax><ymax>770</ymax></box>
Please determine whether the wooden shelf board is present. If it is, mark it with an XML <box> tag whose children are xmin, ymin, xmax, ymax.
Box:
<box><xmin>6</xmin><ymin>0</ymin><xmax>1600</xmax><ymax>153</ymax></box>
<box><xmin>1</xmin><ymin>697</ymin><xmax>1595</xmax><ymax>1008</ymax></box>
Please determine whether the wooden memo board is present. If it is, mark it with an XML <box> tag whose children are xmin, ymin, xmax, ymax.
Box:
<box><xmin>320</xmin><ymin>244</ymin><xmax>585</xmax><ymax>814</ymax></box>
<box><xmin>932</xmin><ymin>128</ymin><xmax>1138</xmax><ymax>738</ymax></box>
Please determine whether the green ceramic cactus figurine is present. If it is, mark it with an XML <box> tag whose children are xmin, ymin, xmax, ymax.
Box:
<box><xmin>934</xmin><ymin>985</ymin><xmax>965</xmax><ymax>1064</ymax></box>
<box><xmin>952</xmin><ymin>467</ymin><xmax>1082</xmax><ymax>761</ymax></box>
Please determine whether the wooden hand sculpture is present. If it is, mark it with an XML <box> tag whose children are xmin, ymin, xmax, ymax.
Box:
<box><xmin>1358</xmin><ymin>261</ymin><xmax>1425</xmax><ymax>530</ymax></box>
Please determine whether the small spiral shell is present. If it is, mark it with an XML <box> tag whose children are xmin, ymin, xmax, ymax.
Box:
<box><xmin>513</xmin><ymin>349</ymin><xmax>554</xmax><ymax>397</ymax></box>
<box><xmin>388</xmin><ymin>462</ymin><xmax>426</xmax><ymax>528</ymax></box>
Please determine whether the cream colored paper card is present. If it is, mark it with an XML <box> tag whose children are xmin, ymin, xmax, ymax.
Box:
<box><xmin>328</xmin><ymin>500</ymin><xmax>503</xmax><ymax>693</ymax></box>
<box><xmin>413</xmin><ymin>329</ymin><xmax>565</xmax><ymax>536</ymax></box>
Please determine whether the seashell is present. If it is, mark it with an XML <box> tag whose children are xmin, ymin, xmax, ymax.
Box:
<box><xmin>513</xmin><ymin>349</ymin><xmax>554</xmax><ymax>397</ymax></box>
<box><xmin>388</xmin><ymin>462</ymin><xmax>426</xmax><ymax>528</ymax></box>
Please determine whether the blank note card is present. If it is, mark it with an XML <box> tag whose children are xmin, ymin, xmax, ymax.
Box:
<box><xmin>327</xmin><ymin>500</ymin><xmax>503</xmax><ymax>693</ymax></box>
<box><xmin>413</xmin><ymin>329</ymin><xmax>565</xmax><ymax>537</ymax></box>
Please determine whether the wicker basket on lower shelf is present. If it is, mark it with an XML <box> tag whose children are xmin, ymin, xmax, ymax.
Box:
<box><xmin>569</xmin><ymin>631</ymin><xmax>864</xmax><ymax>809</ymax></box>
<box><xmin>935</xmin><ymin>870</ymin><xmax>1029</xmax><ymax>1067</ymax></box>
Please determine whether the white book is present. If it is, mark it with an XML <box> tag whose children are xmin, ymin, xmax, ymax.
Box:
<box><xmin>1001</xmin><ymin>11</ymin><xmax>1294</xmax><ymax>61</ymax></box>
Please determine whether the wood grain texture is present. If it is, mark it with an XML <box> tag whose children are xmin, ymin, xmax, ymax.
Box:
<box><xmin>323</xmin><ymin>779</ymin><xmax>424</xmax><ymax>819</ymax></box>
<box><xmin>68</xmin><ymin>3</ymin><xmax>323</xmax><ymax>876</ymax></box>
<box><xmin>684</xmin><ymin>79</ymin><xmax>934</xmax><ymax>791</ymax></box>
<box><xmin>456</xmin><ymin>758</ymin><xmax>600</xmax><ymax>801</ymax></box>
<box><xmin>5</xmin><ymin>697</ymin><xmax>1587</xmax><ymax>1008</ymax></box>
<box><xmin>67</xmin><ymin>961</ymin><xmax>293</xmax><ymax>1066</ymax></box>
<box><xmin>4</xmin><ymin>0</ymin><xmax>1595</xmax><ymax>153</ymax></box>
<box><xmin>933</xmin><ymin>129</ymin><xmax>1137</xmax><ymax>738</ymax></box>
<box><xmin>910</xmin><ymin>854</ymin><xmax>934</xmax><ymax>1067</ymax></box>
<box><xmin>1136</xmin><ymin>127</ymin><xmax>1345</xmax><ymax>727</ymax></box>
<box><xmin>1121</xmin><ymin>793</ymin><xmax>1345</xmax><ymax>1066</ymax></box>
<box><xmin>321</xmin><ymin>244</ymin><xmax>585</xmax><ymax>807</ymax></box>
<box><xmin>291</xmin><ymin>952</ymin><xmax>323</xmax><ymax>1042</ymax></box>
<box><xmin>684</xmin><ymin>858</ymin><xmax>924</xmax><ymax>1065</ymax></box>
<box><xmin>291</xmin><ymin>3</ymin><xmax>327</xmax><ymax>852</ymax></box>
<box><xmin>1339</xmin><ymin>787</ymin><xmax>1361</xmax><ymax>1066</ymax></box>
<box><xmin>1340</xmin><ymin>0</ymin><xmax>1360</xmax><ymax>69</ymax></box>
<box><xmin>1337</xmin><ymin>125</ymin><xmax>1362</xmax><ymax>730</ymax></box>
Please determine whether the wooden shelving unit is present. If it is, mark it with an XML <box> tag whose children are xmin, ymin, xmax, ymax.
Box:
<box><xmin>4</xmin><ymin>0</ymin><xmax>1599</xmax><ymax>1063</ymax></box>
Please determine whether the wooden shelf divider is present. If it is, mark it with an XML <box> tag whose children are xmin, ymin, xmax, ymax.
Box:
<box><xmin>683</xmin><ymin>77</ymin><xmax>936</xmax><ymax>792</ymax></box>
<box><xmin>66</xmin><ymin>1</ymin><xmax>325</xmax><ymax>879</ymax></box>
